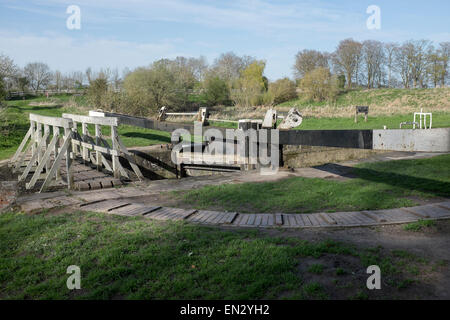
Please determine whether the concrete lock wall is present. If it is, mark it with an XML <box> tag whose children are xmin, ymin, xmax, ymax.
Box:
<box><xmin>373</xmin><ymin>128</ymin><xmax>450</xmax><ymax>152</ymax></box>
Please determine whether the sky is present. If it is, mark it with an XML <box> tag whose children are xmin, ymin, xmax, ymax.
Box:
<box><xmin>0</xmin><ymin>0</ymin><xmax>449</xmax><ymax>81</ymax></box>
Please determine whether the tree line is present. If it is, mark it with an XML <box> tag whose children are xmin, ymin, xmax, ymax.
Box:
<box><xmin>1</xmin><ymin>38</ymin><xmax>449</xmax><ymax>115</ymax></box>
<box><xmin>295</xmin><ymin>39</ymin><xmax>450</xmax><ymax>90</ymax></box>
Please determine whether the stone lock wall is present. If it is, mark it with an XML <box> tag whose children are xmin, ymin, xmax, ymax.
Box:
<box><xmin>282</xmin><ymin>145</ymin><xmax>384</xmax><ymax>168</ymax></box>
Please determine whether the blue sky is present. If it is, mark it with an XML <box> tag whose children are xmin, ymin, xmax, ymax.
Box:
<box><xmin>0</xmin><ymin>0</ymin><xmax>449</xmax><ymax>80</ymax></box>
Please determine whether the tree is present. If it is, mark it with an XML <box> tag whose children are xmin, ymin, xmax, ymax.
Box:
<box><xmin>203</xmin><ymin>75</ymin><xmax>230</xmax><ymax>106</ymax></box>
<box><xmin>231</xmin><ymin>60</ymin><xmax>266</xmax><ymax>107</ymax></box>
<box><xmin>268</xmin><ymin>78</ymin><xmax>297</xmax><ymax>104</ymax></box>
<box><xmin>395</xmin><ymin>42</ymin><xmax>413</xmax><ymax>88</ymax></box>
<box><xmin>122</xmin><ymin>57</ymin><xmax>199</xmax><ymax>115</ymax></box>
<box><xmin>362</xmin><ymin>40</ymin><xmax>385</xmax><ymax>88</ymax></box>
<box><xmin>439</xmin><ymin>42</ymin><xmax>450</xmax><ymax>86</ymax></box>
<box><xmin>384</xmin><ymin>43</ymin><xmax>398</xmax><ymax>87</ymax></box>
<box><xmin>212</xmin><ymin>52</ymin><xmax>255</xmax><ymax>86</ymax></box>
<box><xmin>410</xmin><ymin>40</ymin><xmax>432</xmax><ymax>88</ymax></box>
<box><xmin>427</xmin><ymin>46</ymin><xmax>446</xmax><ymax>88</ymax></box>
<box><xmin>87</xmin><ymin>77</ymin><xmax>109</xmax><ymax>109</ymax></box>
<box><xmin>24</xmin><ymin>62</ymin><xmax>52</xmax><ymax>91</ymax></box>
<box><xmin>293</xmin><ymin>50</ymin><xmax>329</xmax><ymax>79</ymax></box>
<box><xmin>332</xmin><ymin>39</ymin><xmax>363</xmax><ymax>88</ymax></box>
<box><xmin>0</xmin><ymin>53</ymin><xmax>18</xmax><ymax>92</ymax></box>
<box><xmin>0</xmin><ymin>53</ymin><xmax>16</xmax><ymax>79</ymax></box>
<box><xmin>0</xmin><ymin>77</ymin><xmax>5</xmax><ymax>100</ymax></box>
<box><xmin>299</xmin><ymin>67</ymin><xmax>338</xmax><ymax>102</ymax></box>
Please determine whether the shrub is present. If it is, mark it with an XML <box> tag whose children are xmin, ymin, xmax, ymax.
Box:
<box><xmin>86</xmin><ymin>78</ymin><xmax>109</xmax><ymax>109</ymax></box>
<box><xmin>203</xmin><ymin>75</ymin><xmax>230</xmax><ymax>106</ymax></box>
<box><xmin>0</xmin><ymin>77</ymin><xmax>5</xmax><ymax>101</ymax></box>
<box><xmin>231</xmin><ymin>61</ymin><xmax>267</xmax><ymax>107</ymax></box>
<box><xmin>268</xmin><ymin>78</ymin><xmax>297</xmax><ymax>104</ymax></box>
<box><xmin>299</xmin><ymin>67</ymin><xmax>339</xmax><ymax>102</ymax></box>
<box><xmin>122</xmin><ymin>59</ymin><xmax>197</xmax><ymax>116</ymax></box>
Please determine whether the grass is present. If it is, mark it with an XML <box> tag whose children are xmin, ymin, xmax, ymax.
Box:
<box><xmin>0</xmin><ymin>96</ymin><xmax>172</xmax><ymax>160</ymax></box>
<box><xmin>403</xmin><ymin>219</ymin><xmax>437</xmax><ymax>232</ymax></box>
<box><xmin>278</xmin><ymin>88</ymin><xmax>450</xmax><ymax>111</ymax></box>
<box><xmin>0</xmin><ymin>210</ymin><xmax>435</xmax><ymax>299</ymax></box>
<box><xmin>173</xmin><ymin>154</ymin><xmax>450</xmax><ymax>213</ymax></box>
<box><xmin>295</xmin><ymin>112</ymin><xmax>450</xmax><ymax>130</ymax></box>
<box><xmin>307</xmin><ymin>264</ymin><xmax>324</xmax><ymax>274</ymax></box>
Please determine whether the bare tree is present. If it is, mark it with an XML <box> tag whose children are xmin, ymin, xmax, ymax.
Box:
<box><xmin>439</xmin><ymin>42</ymin><xmax>450</xmax><ymax>86</ymax></box>
<box><xmin>24</xmin><ymin>62</ymin><xmax>52</xmax><ymax>91</ymax></box>
<box><xmin>409</xmin><ymin>40</ymin><xmax>432</xmax><ymax>88</ymax></box>
<box><xmin>0</xmin><ymin>53</ymin><xmax>18</xmax><ymax>91</ymax></box>
<box><xmin>395</xmin><ymin>42</ymin><xmax>414</xmax><ymax>88</ymax></box>
<box><xmin>54</xmin><ymin>70</ymin><xmax>62</xmax><ymax>91</ymax></box>
<box><xmin>362</xmin><ymin>40</ymin><xmax>385</xmax><ymax>88</ymax></box>
<box><xmin>293</xmin><ymin>49</ymin><xmax>329</xmax><ymax>79</ymax></box>
<box><xmin>384</xmin><ymin>43</ymin><xmax>398</xmax><ymax>87</ymax></box>
<box><xmin>332</xmin><ymin>39</ymin><xmax>363</xmax><ymax>88</ymax></box>
<box><xmin>212</xmin><ymin>52</ymin><xmax>255</xmax><ymax>84</ymax></box>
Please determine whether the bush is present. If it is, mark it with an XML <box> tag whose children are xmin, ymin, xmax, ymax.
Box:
<box><xmin>268</xmin><ymin>78</ymin><xmax>297</xmax><ymax>104</ymax></box>
<box><xmin>231</xmin><ymin>61</ymin><xmax>267</xmax><ymax>107</ymax></box>
<box><xmin>0</xmin><ymin>77</ymin><xmax>5</xmax><ymax>101</ymax></box>
<box><xmin>86</xmin><ymin>78</ymin><xmax>109</xmax><ymax>109</ymax></box>
<box><xmin>122</xmin><ymin>59</ymin><xmax>197</xmax><ymax>116</ymax></box>
<box><xmin>203</xmin><ymin>75</ymin><xmax>230</xmax><ymax>106</ymax></box>
<box><xmin>299</xmin><ymin>67</ymin><xmax>339</xmax><ymax>102</ymax></box>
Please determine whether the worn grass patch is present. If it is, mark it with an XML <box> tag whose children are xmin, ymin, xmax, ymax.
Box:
<box><xmin>173</xmin><ymin>154</ymin><xmax>450</xmax><ymax>213</ymax></box>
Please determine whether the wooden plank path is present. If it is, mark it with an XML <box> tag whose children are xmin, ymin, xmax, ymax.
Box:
<box><xmin>15</xmin><ymin>186</ymin><xmax>450</xmax><ymax>229</ymax></box>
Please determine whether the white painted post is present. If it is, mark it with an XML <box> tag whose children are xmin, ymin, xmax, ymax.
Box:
<box><xmin>82</xmin><ymin>122</ymin><xmax>89</xmax><ymax>164</ymax></box>
<box><xmin>95</xmin><ymin>124</ymin><xmax>102</xmax><ymax>171</ymax></box>
<box><xmin>111</xmin><ymin>125</ymin><xmax>120</xmax><ymax>179</ymax></box>
<box><xmin>53</xmin><ymin>126</ymin><xmax>60</xmax><ymax>180</ymax></box>
<box><xmin>30</xmin><ymin>120</ymin><xmax>36</xmax><ymax>160</ymax></box>
<box><xmin>44</xmin><ymin>124</ymin><xmax>50</xmax><ymax>172</ymax></box>
<box><xmin>37</xmin><ymin>122</ymin><xmax>42</xmax><ymax>165</ymax></box>
<box><xmin>64</xmin><ymin>127</ymin><xmax>74</xmax><ymax>190</ymax></box>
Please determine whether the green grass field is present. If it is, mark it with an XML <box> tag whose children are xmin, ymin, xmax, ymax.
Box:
<box><xmin>173</xmin><ymin>154</ymin><xmax>450</xmax><ymax>213</ymax></box>
<box><xmin>295</xmin><ymin>112</ymin><xmax>450</xmax><ymax>130</ymax></box>
<box><xmin>0</xmin><ymin>210</ymin><xmax>436</xmax><ymax>299</ymax></box>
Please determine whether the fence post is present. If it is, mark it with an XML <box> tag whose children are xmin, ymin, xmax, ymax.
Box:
<box><xmin>111</xmin><ymin>125</ymin><xmax>120</xmax><ymax>179</ymax></box>
<box><xmin>64</xmin><ymin>127</ymin><xmax>74</xmax><ymax>190</ymax></box>
<box><xmin>95</xmin><ymin>124</ymin><xmax>102</xmax><ymax>171</ymax></box>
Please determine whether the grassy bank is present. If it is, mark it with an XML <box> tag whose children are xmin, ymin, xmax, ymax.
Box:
<box><xmin>278</xmin><ymin>88</ymin><xmax>450</xmax><ymax>112</ymax></box>
<box><xmin>0</xmin><ymin>210</ymin><xmax>440</xmax><ymax>299</ymax></box>
<box><xmin>173</xmin><ymin>154</ymin><xmax>450</xmax><ymax>213</ymax></box>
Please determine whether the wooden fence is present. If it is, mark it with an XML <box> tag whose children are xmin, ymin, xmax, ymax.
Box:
<box><xmin>9</xmin><ymin>113</ymin><xmax>145</xmax><ymax>193</ymax></box>
<box><xmin>62</xmin><ymin>113</ymin><xmax>144</xmax><ymax>181</ymax></box>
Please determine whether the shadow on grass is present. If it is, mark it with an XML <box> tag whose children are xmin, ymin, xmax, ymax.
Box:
<box><xmin>121</xmin><ymin>131</ymin><xmax>171</xmax><ymax>143</ymax></box>
<box><xmin>314</xmin><ymin>163</ymin><xmax>450</xmax><ymax>198</ymax></box>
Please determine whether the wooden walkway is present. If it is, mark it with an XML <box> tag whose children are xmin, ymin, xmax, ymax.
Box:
<box><xmin>16</xmin><ymin>186</ymin><xmax>450</xmax><ymax>229</ymax></box>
